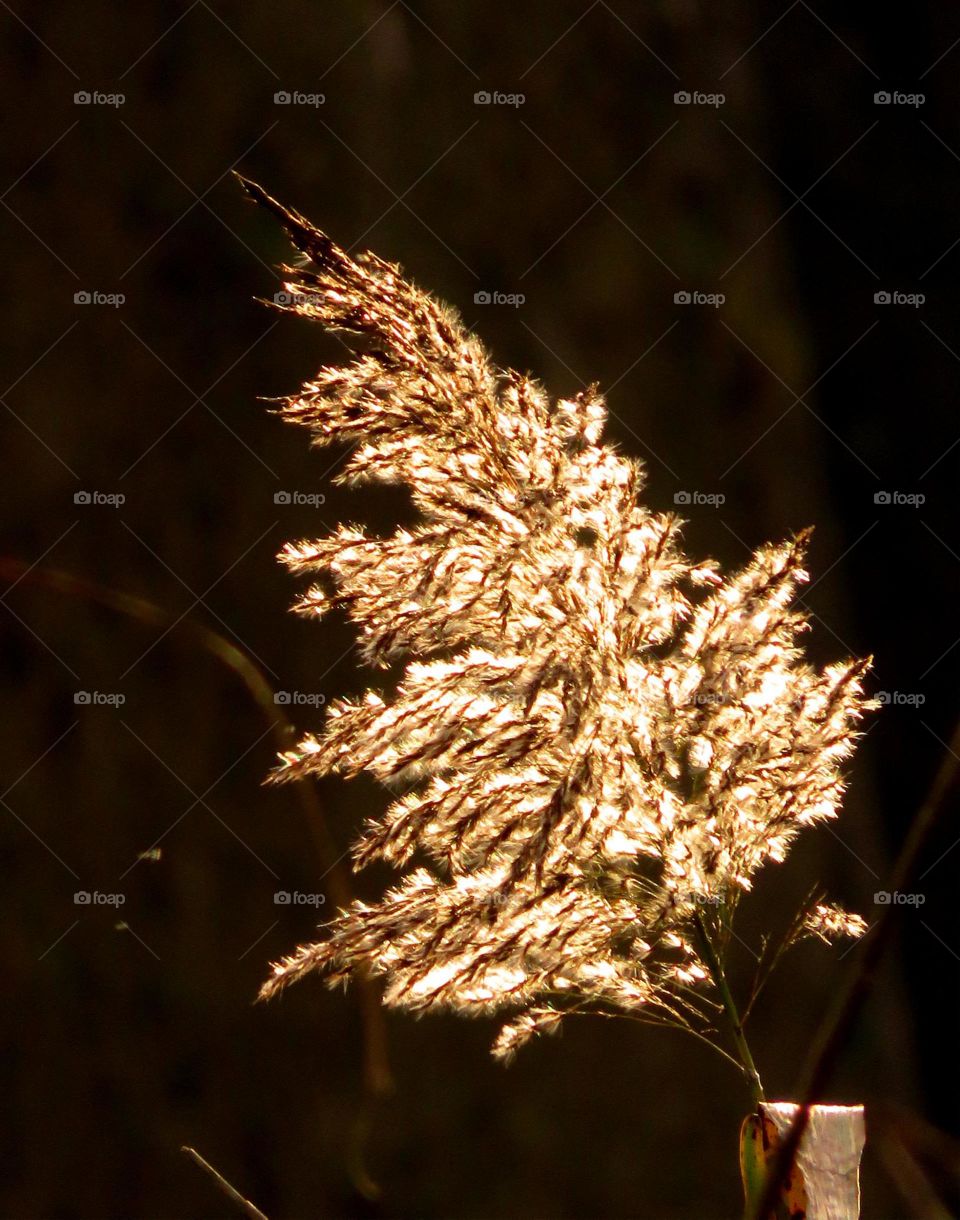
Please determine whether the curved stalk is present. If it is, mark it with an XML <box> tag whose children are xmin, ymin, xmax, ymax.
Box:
<box><xmin>693</xmin><ymin>908</ymin><xmax>765</xmax><ymax>1111</ymax></box>
<box><xmin>0</xmin><ymin>557</ymin><xmax>394</xmax><ymax>1191</ymax></box>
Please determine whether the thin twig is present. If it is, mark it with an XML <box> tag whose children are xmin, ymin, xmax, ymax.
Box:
<box><xmin>606</xmin><ymin>1010</ymin><xmax>749</xmax><ymax>1076</ymax></box>
<box><xmin>748</xmin><ymin>714</ymin><xmax>960</xmax><ymax>1220</ymax></box>
<box><xmin>741</xmin><ymin>885</ymin><xmax>824</xmax><ymax>1026</ymax></box>
<box><xmin>0</xmin><ymin>559</ymin><xmax>394</xmax><ymax>1179</ymax></box>
<box><xmin>181</xmin><ymin>1146</ymin><xmax>269</xmax><ymax>1220</ymax></box>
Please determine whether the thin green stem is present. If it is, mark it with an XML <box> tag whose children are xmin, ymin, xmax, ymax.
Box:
<box><xmin>694</xmin><ymin>909</ymin><xmax>765</xmax><ymax>1110</ymax></box>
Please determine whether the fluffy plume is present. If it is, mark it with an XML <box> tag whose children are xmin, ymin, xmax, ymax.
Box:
<box><xmin>242</xmin><ymin>177</ymin><xmax>871</xmax><ymax>1062</ymax></box>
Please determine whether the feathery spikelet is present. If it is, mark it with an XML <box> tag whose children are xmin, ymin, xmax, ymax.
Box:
<box><xmin>242</xmin><ymin>177</ymin><xmax>872</xmax><ymax>1062</ymax></box>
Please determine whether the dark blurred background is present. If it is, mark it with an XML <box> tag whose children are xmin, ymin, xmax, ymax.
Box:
<box><xmin>2</xmin><ymin>4</ymin><xmax>959</xmax><ymax>1217</ymax></box>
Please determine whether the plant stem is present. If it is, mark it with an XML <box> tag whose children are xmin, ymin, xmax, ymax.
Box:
<box><xmin>182</xmin><ymin>1146</ymin><xmax>268</xmax><ymax>1220</ymax></box>
<box><xmin>694</xmin><ymin>909</ymin><xmax>765</xmax><ymax>1110</ymax></box>
<box><xmin>748</xmin><ymin>711</ymin><xmax>960</xmax><ymax>1219</ymax></box>
<box><xmin>0</xmin><ymin>558</ymin><xmax>395</xmax><ymax>1194</ymax></box>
